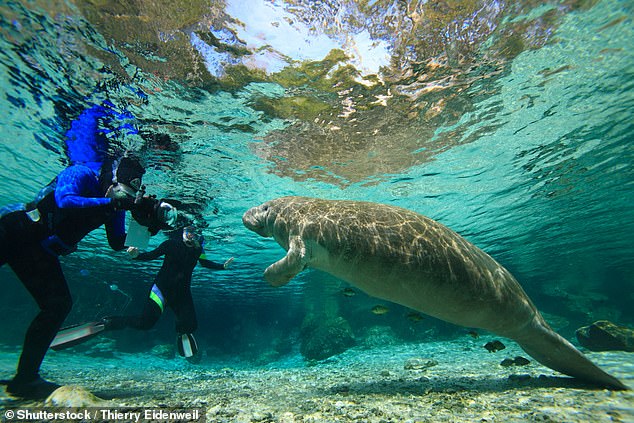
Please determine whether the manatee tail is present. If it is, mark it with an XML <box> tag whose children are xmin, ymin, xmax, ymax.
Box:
<box><xmin>514</xmin><ymin>323</ymin><xmax>629</xmax><ymax>390</ymax></box>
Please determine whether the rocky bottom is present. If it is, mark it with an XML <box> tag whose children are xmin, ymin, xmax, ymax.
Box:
<box><xmin>1</xmin><ymin>338</ymin><xmax>633</xmax><ymax>422</ymax></box>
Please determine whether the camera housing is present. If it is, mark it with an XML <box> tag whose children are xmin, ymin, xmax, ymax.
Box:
<box><xmin>131</xmin><ymin>194</ymin><xmax>178</xmax><ymax>234</ymax></box>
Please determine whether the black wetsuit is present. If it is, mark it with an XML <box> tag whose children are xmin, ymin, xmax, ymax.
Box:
<box><xmin>0</xmin><ymin>165</ymin><xmax>125</xmax><ymax>388</ymax></box>
<box><xmin>107</xmin><ymin>238</ymin><xmax>225</xmax><ymax>334</ymax></box>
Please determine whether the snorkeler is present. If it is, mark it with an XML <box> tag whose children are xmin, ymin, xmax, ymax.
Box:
<box><xmin>101</xmin><ymin>226</ymin><xmax>234</xmax><ymax>362</ymax></box>
<box><xmin>0</xmin><ymin>156</ymin><xmax>148</xmax><ymax>399</ymax></box>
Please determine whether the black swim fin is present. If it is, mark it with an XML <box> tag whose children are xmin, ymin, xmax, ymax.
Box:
<box><xmin>4</xmin><ymin>375</ymin><xmax>61</xmax><ymax>400</ymax></box>
<box><xmin>50</xmin><ymin>321</ymin><xmax>105</xmax><ymax>351</ymax></box>
<box><xmin>176</xmin><ymin>333</ymin><xmax>198</xmax><ymax>358</ymax></box>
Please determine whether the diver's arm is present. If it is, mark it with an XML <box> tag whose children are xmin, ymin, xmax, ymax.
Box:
<box><xmin>199</xmin><ymin>255</ymin><xmax>234</xmax><ymax>270</ymax></box>
<box><xmin>54</xmin><ymin>166</ymin><xmax>113</xmax><ymax>209</ymax></box>
<box><xmin>134</xmin><ymin>241</ymin><xmax>169</xmax><ymax>261</ymax></box>
<box><xmin>105</xmin><ymin>211</ymin><xmax>127</xmax><ymax>251</ymax></box>
<box><xmin>198</xmin><ymin>258</ymin><xmax>224</xmax><ymax>270</ymax></box>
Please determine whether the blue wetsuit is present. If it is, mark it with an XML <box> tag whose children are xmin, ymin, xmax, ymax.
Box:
<box><xmin>0</xmin><ymin>164</ymin><xmax>124</xmax><ymax>385</ymax></box>
<box><xmin>51</xmin><ymin>165</ymin><xmax>125</xmax><ymax>249</ymax></box>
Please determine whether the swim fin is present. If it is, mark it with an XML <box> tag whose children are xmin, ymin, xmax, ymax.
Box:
<box><xmin>50</xmin><ymin>321</ymin><xmax>105</xmax><ymax>351</ymax></box>
<box><xmin>4</xmin><ymin>375</ymin><xmax>61</xmax><ymax>400</ymax></box>
<box><xmin>176</xmin><ymin>333</ymin><xmax>198</xmax><ymax>358</ymax></box>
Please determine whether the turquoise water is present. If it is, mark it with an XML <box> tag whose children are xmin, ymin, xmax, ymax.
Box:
<box><xmin>0</xmin><ymin>0</ymin><xmax>633</xmax><ymax>375</ymax></box>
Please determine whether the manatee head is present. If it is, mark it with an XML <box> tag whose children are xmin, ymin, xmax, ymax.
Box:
<box><xmin>242</xmin><ymin>200</ymin><xmax>277</xmax><ymax>237</ymax></box>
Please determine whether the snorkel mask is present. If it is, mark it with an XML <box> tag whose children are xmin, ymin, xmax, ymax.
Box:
<box><xmin>182</xmin><ymin>226</ymin><xmax>202</xmax><ymax>248</ymax></box>
<box><xmin>105</xmin><ymin>181</ymin><xmax>137</xmax><ymax>200</ymax></box>
<box><xmin>105</xmin><ymin>156</ymin><xmax>179</xmax><ymax>233</ymax></box>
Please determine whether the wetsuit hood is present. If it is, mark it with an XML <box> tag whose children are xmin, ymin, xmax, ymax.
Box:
<box><xmin>114</xmin><ymin>157</ymin><xmax>145</xmax><ymax>191</ymax></box>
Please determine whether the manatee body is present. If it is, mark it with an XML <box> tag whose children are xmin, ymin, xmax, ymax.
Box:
<box><xmin>243</xmin><ymin>196</ymin><xmax>628</xmax><ymax>390</ymax></box>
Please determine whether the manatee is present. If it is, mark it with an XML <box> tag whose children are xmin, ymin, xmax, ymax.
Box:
<box><xmin>243</xmin><ymin>196</ymin><xmax>628</xmax><ymax>390</ymax></box>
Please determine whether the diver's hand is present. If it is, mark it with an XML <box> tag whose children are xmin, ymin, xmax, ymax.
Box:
<box><xmin>223</xmin><ymin>257</ymin><xmax>235</xmax><ymax>269</ymax></box>
<box><xmin>127</xmin><ymin>246</ymin><xmax>139</xmax><ymax>258</ymax></box>
<box><xmin>132</xmin><ymin>195</ymin><xmax>158</xmax><ymax>220</ymax></box>
<box><xmin>112</xmin><ymin>196</ymin><xmax>136</xmax><ymax>211</ymax></box>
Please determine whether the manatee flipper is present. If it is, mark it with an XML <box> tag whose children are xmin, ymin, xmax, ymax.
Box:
<box><xmin>264</xmin><ymin>236</ymin><xmax>307</xmax><ymax>287</ymax></box>
<box><xmin>515</xmin><ymin>323</ymin><xmax>628</xmax><ymax>390</ymax></box>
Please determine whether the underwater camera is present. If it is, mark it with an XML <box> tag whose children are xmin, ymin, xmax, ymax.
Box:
<box><xmin>130</xmin><ymin>187</ymin><xmax>178</xmax><ymax>234</ymax></box>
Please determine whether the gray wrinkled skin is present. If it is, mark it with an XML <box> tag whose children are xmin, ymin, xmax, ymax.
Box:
<box><xmin>243</xmin><ymin>196</ymin><xmax>628</xmax><ymax>390</ymax></box>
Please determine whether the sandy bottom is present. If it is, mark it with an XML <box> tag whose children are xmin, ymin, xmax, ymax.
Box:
<box><xmin>1</xmin><ymin>338</ymin><xmax>633</xmax><ymax>422</ymax></box>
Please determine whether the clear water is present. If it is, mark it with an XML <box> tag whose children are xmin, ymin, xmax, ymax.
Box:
<box><xmin>0</xmin><ymin>0</ymin><xmax>633</xmax><ymax>370</ymax></box>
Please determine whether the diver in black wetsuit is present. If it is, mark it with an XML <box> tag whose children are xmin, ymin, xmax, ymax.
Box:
<box><xmin>103</xmin><ymin>226</ymin><xmax>233</xmax><ymax>361</ymax></box>
<box><xmin>0</xmin><ymin>156</ymin><xmax>147</xmax><ymax>399</ymax></box>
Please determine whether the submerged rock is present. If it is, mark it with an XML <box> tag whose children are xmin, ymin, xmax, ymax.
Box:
<box><xmin>300</xmin><ymin>316</ymin><xmax>355</xmax><ymax>361</ymax></box>
<box><xmin>44</xmin><ymin>385</ymin><xmax>107</xmax><ymax>407</ymax></box>
<box><xmin>575</xmin><ymin>320</ymin><xmax>634</xmax><ymax>352</ymax></box>
<box><xmin>361</xmin><ymin>325</ymin><xmax>399</xmax><ymax>348</ymax></box>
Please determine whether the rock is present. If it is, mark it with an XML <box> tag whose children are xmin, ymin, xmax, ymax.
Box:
<box><xmin>251</xmin><ymin>411</ymin><xmax>273</xmax><ymax>421</ymax></box>
<box><xmin>44</xmin><ymin>385</ymin><xmax>107</xmax><ymax>407</ymax></box>
<box><xmin>404</xmin><ymin>357</ymin><xmax>438</xmax><ymax>370</ymax></box>
<box><xmin>278</xmin><ymin>412</ymin><xmax>296</xmax><ymax>423</ymax></box>
<box><xmin>299</xmin><ymin>316</ymin><xmax>355</xmax><ymax>361</ymax></box>
<box><xmin>575</xmin><ymin>320</ymin><xmax>634</xmax><ymax>352</ymax></box>
<box><xmin>361</xmin><ymin>325</ymin><xmax>399</xmax><ymax>348</ymax></box>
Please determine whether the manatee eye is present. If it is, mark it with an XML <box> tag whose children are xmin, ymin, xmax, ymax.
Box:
<box><xmin>262</xmin><ymin>205</ymin><xmax>269</xmax><ymax>212</ymax></box>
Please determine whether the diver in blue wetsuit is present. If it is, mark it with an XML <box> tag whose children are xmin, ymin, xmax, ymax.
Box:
<box><xmin>102</xmin><ymin>226</ymin><xmax>233</xmax><ymax>362</ymax></box>
<box><xmin>0</xmin><ymin>156</ymin><xmax>147</xmax><ymax>399</ymax></box>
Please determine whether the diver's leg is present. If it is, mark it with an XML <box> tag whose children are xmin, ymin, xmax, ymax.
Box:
<box><xmin>130</xmin><ymin>295</ymin><xmax>162</xmax><ymax>330</ymax></box>
<box><xmin>0</xmin><ymin>210</ymin><xmax>29</xmax><ymax>269</ymax></box>
<box><xmin>104</xmin><ymin>284</ymin><xmax>163</xmax><ymax>331</ymax></box>
<box><xmin>171</xmin><ymin>290</ymin><xmax>199</xmax><ymax>360</ymax></box>
<box><xmin>172</xmin><ymin>289</ymin><xmax>197</xmax><ymax>335</ymax></box>
<box><xmin>7</xmin><ymin>248</ymin><xmax>72</xmax><ymax>398</ymax></box>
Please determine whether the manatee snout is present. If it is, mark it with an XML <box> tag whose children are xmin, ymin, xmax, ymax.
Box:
<box><xmin>242</xmin><ymin>204</ymin><xmax>272</xmax><ymax>237</ymax></box>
